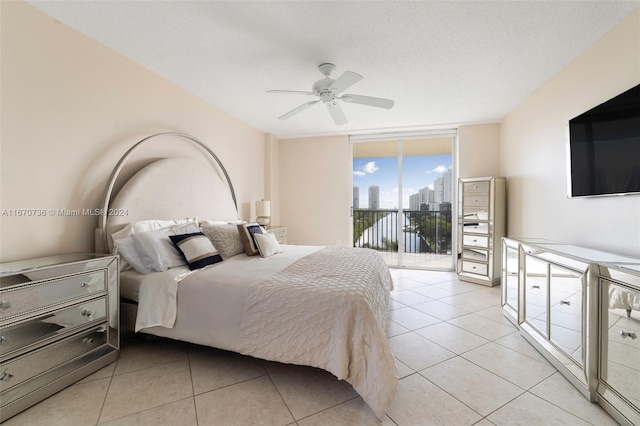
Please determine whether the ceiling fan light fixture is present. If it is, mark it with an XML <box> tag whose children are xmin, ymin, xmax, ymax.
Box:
<box><xmin>267</xmin><ymin>63</ymin><xmax>394</xmax><ymax>125</ymax></box>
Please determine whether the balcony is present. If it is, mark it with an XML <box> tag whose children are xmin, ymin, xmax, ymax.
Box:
<box><xmin>353</xmin><ymin>209</ymin><xmax>453</xmax><ymax>269</ymax></box>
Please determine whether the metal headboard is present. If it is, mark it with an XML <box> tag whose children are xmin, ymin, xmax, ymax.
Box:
<box><xmin>98</xmin><ymin>132</ymin><xmax>237</xmax><ymax>252</ymax></box>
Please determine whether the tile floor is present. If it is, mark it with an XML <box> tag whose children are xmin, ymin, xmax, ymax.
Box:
<box><xmin>4</xmin><ymin>269</ymin><xmax>619</xmax><ymax>425</ymax></box>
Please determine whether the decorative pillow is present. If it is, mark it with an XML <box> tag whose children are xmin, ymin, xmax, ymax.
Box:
<box><xmin>113</xmin><ymin>237</ymin><xmax>153</xmax><ymax>275</ymax></box>
<box><xmin>169</xmin><ymin>232</ymin><xmax>223</xmax><ymax>270</ymax></box>
<box><xmin>254</xmin><ymin>233</ymin><xmax>282</xmax><ymax>258</ymax></box>
<box><xmin>201</xmin><ymin>224</ymin><xmax>245</xmax><ymax>259</ymax></box>
<box><xmin>237</xmin><ymin>223</ymin><xmax>265</xmax><ymax>256</ymax></box>
<box><xmin>199</xmin><ymin>219</ymin><xmax>246</xmax><ymax>227</ymax></box>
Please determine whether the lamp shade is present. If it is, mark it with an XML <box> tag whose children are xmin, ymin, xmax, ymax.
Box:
<box><xmin>256</xmin><ymin>200</ymin><xmax>271</xmax><ymax>217</ymax></box>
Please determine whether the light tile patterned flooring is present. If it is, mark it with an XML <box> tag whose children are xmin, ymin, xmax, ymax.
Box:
<box><xmin>5</xmin><ymin>269</ymin><xmax>619</xmax><ymax>425</ymax></box>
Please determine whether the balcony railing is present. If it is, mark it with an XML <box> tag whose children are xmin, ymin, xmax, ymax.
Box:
<box><xmin>353</xmin><ymin>209</ymin><xmax>452</xmax><ymax>254</ymax></box>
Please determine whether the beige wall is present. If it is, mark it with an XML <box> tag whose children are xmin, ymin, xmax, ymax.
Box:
<box><xmin>0</xmin><ymin>2</ymin><xmax>266</xmax><ymax>262</ymax></box>
<box><xmin>500</xmin><ymin>8</ymin><xmax>640</xmax><ymax>256</ymax></box>
<box><xmin>458</xmin><ymin>123</ymin><xmax>501</xmax><ymax>179</ymax></box>
<box><xmin>279</xmin><ymin>135</ymin><xmax>351</xmax><ymax>246</ymax></box>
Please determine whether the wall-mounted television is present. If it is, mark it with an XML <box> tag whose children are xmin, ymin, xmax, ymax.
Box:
<box><xmin>567</xmin><ymin>84</ymin><xmax>640</xmax><ymax>198</ymax></box>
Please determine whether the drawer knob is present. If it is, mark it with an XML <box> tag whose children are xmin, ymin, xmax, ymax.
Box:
<box><xmin>82</xmin><ymin>337</ymin><xmax>94</xmax><ymax>344</ymax></box>
<box><xmin>81</xmin><ymin>309</ymin><xmax>92</xmax><ymax>317</ymax></box>
<box><xmin>620</xmin><ymin>331</ymin><xmax>637</xmax><ymax>340</ymax></box>
<box><xmin>0</xmin><ymin>301</ymin><xmax>11</xmax><ymax>310</ymax></box>
<box><xmin>80</xmin><ymin>282</ymin><xmax>88</xmax><ymax>288</ymax></box>
<box><xmin>0</xmin><ymin>371</ymin><xmax>14</xmax><ymax>382</ymax></box>
<box><xmin>0</xmin><ymin>336</ymin><xmax>6</xmax><ymax>344</ymax></box>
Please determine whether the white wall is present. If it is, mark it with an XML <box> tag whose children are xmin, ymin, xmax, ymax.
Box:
<box><xmin>278</xmin><ymin>135</ymin><xmax>351</xmax><ymax>246</ymax></box>
<box><xmin>0</xmin><ymin>2</ymin><xmax>266</xmax><ymax>262</ymax></box>
<box><xmin>500</xmin><ymin>8</ymin><xmax>640</xmax><ymax>257</ymax></box>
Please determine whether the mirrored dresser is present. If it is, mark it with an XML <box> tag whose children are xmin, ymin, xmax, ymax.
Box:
<box><xmin>502</xmin><ymin>238</ymin><xmax>639</xmax><ymax>426</ymax></box>
<box><xmin>0</xmin><ymin>253</ymin><xmax>119</xmax><ymax>422</ymax></box>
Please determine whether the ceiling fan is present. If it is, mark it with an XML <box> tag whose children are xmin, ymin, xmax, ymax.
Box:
<box><xmin>267</xmin><ymin>63</ymin><xmax>394</xmax><ymax>126</ymax></box>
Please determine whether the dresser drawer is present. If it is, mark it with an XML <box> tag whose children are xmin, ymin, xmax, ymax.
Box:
<box><xmin>463</xmin><ymin>181</ymin><xmax>490</xmax><ymax>194</ymax></box>
<box><xmin>462</xmin><ymin>261</ymin><xmax>488</xmax><ymax>276</ymax></box>
<box><xmin>0</xmin><ymin>271</ymin><xmax>105</xmax><ymax>320</ymax></box>
<box><xmin>463</xmin><ymin>194</ymin><xmax>489</xmax><ymax>210</ymax></box>
<box><xmin>462</xmin><ymin>223</ymin><xmax>489</xmax><ymax>234</ymax></box>
<box><xmin>462</xmin><ymin>248</ymin><xmax>488</xmax><ymax>262</ymax></box>
<box><xmin>0</xmin><ymin>298</ymin><xmax>107</xmax><ymax>357</ymax></box>
<box><xmin>463</xmin><ymin>235</ymin><xmax>489</xmax><ymax>248</ymax></box>
<box><xmin>0</xmin><ymin>325</ymin><xmax>107</xmax><ymax>392</ymax></box>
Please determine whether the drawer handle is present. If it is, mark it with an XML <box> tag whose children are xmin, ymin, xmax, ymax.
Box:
<box><xmin>560</xmin><ymin>300</ymin><xmax>571</xmax><ymax>306</ymax></box>
<box><xmin>532</xmin><ymin>285</ymin><xmax>540</xmax><ymax>289</ymax></box>
<box><xmin>0</xmin><ymin>371</ymin><xmax>14</xmax><ymax>382</ymax></box>
<box><xmin>620</xmin><ymin>331</ymin><xmax>637</xmax><ymax>340</ymax></box>
<box><xmin>82</xmin><ymin>337</ymin><xmax>94</xmax><ymax>344</ymax></box>
<box><xmin>81</xmin><ymin>309</ymin><xmax>92</xmax><ymax>317</ymax></box>
<box><xmin>0</xmin><ymin>300</ymin><xmax>11</xmax><ymax>310</ymax></box>
<box><xmin>0</xmin><ymin>336</ymin><xmax>6</xmax><ymax>344</ymax></box>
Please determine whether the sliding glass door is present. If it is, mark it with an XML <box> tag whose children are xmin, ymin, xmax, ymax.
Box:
<box><xmin>351</xmin><ymin>133</ymin><xmax>455</xmax><ymax>270</ymax></box>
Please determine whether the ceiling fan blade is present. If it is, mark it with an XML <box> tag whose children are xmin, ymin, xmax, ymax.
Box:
<box><xmin>329</xmin><ymin>71</ymin><xmax>363</xmax><ymax>94</ymax></box>
<box><xmin>341</xmin><ymin>94</ymin><xmax>394</xmax><ymax>109</ymax></box>
<box><xmin>267</xmin><ymin>90</ymin><xmax>317</xmax><ymax>96</ymax></box>
<box><xmin>278</xmin><ymin>100</ymin><xmax>320</xmax><ymax>120</ymax></box>
<box><xmin>326</xmin><ymin>102</ymin><xmax>348</xmax><ymax>126</ymax></box>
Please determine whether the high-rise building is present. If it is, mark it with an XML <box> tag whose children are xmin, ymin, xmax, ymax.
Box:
<box><xmin>442</xmin><ymin>168</ymin><xmax>452</xmax><ymax>203</ymax></box>
<box><xmin>368</xmin><ymin>185</ymin><xmax>379</xmax><ymax>209</ymax></box>
<box><xmin>353</xmin><ymin>185</ymin><xmax>359</xmax><ymax>209</ymax></box>
<box><xmin>409</xmin><ymin>193</ymin><xmax>420</xmax><ymax>211</ymax></box>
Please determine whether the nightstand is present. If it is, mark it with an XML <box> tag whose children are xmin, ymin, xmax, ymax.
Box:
<box><xmin>266</xmin><ymin>226</ymin><xmax>287</xmax><ymax>244</ymax></box>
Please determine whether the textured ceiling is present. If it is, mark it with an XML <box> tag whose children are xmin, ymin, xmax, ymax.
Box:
<box><xmin>29</xmin><ymin>1</ymin><xmax>639</xmax><ymax>139</ymax></box>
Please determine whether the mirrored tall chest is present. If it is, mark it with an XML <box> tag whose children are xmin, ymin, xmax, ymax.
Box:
<box><xmin>457</xmin><ymin>177</ymin><xmax>506</xmax><ymax>286</ymax></box>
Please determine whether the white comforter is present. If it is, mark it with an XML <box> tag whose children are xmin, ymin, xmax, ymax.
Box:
<box><xmin>134</xmin><ymin>245</ymin><xmax>398</xmax><ymax>419</ymax></box>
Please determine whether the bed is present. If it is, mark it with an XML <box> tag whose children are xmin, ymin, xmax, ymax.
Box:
<box><xmin>95</xmin><ymin>132</ymin><xmax>398</xmax><ymax>419</ymax></box>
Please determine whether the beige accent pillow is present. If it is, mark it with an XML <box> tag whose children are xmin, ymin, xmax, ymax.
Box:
<box><xmin>201</xmin><ymin>224</ymin><xmax>245</xmax><ymax>259</ymax></box>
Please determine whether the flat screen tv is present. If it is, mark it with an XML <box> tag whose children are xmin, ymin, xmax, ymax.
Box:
<box><xmin>567</xmin><ymin>84</ymin><xmax>640</xmax><ymax>198</ymax></box>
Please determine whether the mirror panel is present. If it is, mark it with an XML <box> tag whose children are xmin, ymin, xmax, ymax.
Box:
<box><xmin>601</xmin><ymin>280</ymin><xmax>640</xmax><ymax>410</ymax></box>
<box><xmin>549</xmin><ymin>265</ymin><xmax>583</xmax><ymax>364</ymax></box>
<box><xmin>525</xmin><ymin>255</ymin><xmax>548</xmax><ymax>337</ymax></box>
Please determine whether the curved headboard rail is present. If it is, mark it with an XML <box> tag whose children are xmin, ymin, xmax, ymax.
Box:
<box><xmin>98</xmin><ymin>132</ymin><xmax>237</xmax><ymax>252</ymax></box>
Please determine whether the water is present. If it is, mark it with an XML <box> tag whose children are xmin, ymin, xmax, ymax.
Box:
<box><xmin>356</xmin><ymin>212</ymin><xmax>428</xmax><ymax>253</ymax></box>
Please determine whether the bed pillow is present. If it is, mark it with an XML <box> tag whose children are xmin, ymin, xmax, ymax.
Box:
<box><xmin>254</xmin><ymin>232</ymin><xmax>282</xmax><ymax>258</ymax></box>
<box><xmin>111</xmin><ymin>217</ymin><xmax>198</xmax><ymax>242</ymax></box>
<box><xmin>130</xmin><ymin>223</ymin><xmax>201</xmax><ymax>272</ymax></box>
<box><xmin>169</xmin><ymin>232</ymin><xmax>223</xmax><ymax>270</ymax></box>
<box><xmin>201</xmin><ymin>224</ymin><xmax>245</xmax><ymax>259</ymax></box>
<box><xmin>110</xmin><ymin>217</ymin><xmax>198</xmax><ymax>271</ymax></box>
<box><xmin>237</xmin><ymin>223</ymin><xmax>265</xmax><ymax>256</ymax></box>
<box><xmin>113</xmin><ymin>236</ymin><xmax>154</xmax><ymax>275</ymax></box>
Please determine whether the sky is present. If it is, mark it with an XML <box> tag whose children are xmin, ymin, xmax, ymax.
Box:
<box><xmin>353</xmin><ymin>154</ymin><xmax>452</xmax><ymax>209</ymax></box>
